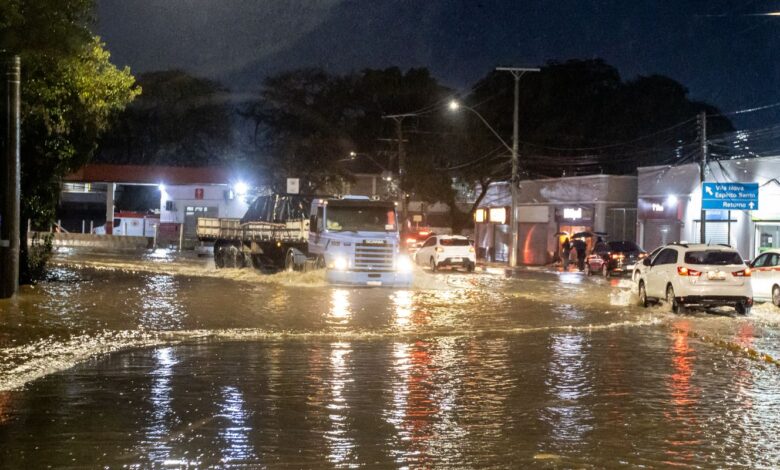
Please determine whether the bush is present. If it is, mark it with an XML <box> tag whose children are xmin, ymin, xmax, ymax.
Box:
<box><xmin>20</xmin><ymin>232</ymin><xmax>53</xmax><ymax>284</ymax></box>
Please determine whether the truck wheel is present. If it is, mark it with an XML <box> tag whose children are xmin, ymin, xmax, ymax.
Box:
<box><xmin>214</xmin><ymin>243</ymin><xmax>225</xmax><ymax>268</ymax></box>
<box><xmin>285</xmin><ymin>250</ymin><xmax>296</xmax><ymax>272</ymax></box>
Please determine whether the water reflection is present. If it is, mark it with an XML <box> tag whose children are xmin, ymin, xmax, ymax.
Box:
<box><xmin>541</xmin><ymin>333</ymin><xmax>593</xmax><ymax>452</ymax></box>
<box><xmin>387</xmin><ymin>341</ymin><xmax>436</xmax><ymax>467</ymax></box>
<box><xmin>392</xmin><ymin>291</ymin><xmax>413</xmax><ymax>327</ymax></box>
<box><xmin>140</xmin><ymin>275</ymin><xmax>183</xmax><ymax>330</ymax></box>
<box><xmin>663</xmin><ymin>322</ymin><xmax>701</xmax><ymax>465</ymax></box>
<box><xmin>217</xmin><ymin>386</ymin><xmax>256</xmax><ymax>464</ymax></box>
<box><xmin>328</xmin><ymin>290</ymin><xmax>352</xmax><ymax>326</ymax></box>
<box><xmin>0</xmin><ymin>391</ymin><xmax>15</xmax><ymax>425</ymax></box>
<box><xmin>146</xmin><ymin>347</ymin><xmax>178</xmax><ymax>463</ymax></box>
<box><xmin>326</xmin><ymin>342</ymin><xmax>356</xmax><ymax>465</ymax></box>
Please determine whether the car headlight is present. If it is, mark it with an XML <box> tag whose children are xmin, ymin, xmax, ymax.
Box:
<box><xmin>333</xmin><ymin>256</ymin><xmax>348</xmax><ymax>271</ymax></box>
<box><xmin>396</xmin><ymin>254</ymin><xmax>413</xmax><ymax>273</ymax></box>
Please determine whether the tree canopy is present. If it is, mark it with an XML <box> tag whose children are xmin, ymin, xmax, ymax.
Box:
<box><xmin>241</xmin><ymin>67</ymin><xmax>453</xmax><ymax>199</ymax></box>
<box><xmin>451</xmin><ymin>59</ymin><xmax>733</xmax><ymax>180</ymax></box>
<box><xmin>1</xmin><ymin>0</ymin><xmax>140</xmax><ymax>281</ymax></box>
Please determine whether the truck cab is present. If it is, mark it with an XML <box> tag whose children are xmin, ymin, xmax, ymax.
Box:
<box><xmin>308</xmin><ymin>196</ymin><xmax>413</xmax><ymax>287</ymax></box>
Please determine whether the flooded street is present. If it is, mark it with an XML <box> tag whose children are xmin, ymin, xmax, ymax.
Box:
<box><xmin>2</xmin><ymin>249</ymin><xmax>780</xmax><ymax>467</ymax></box>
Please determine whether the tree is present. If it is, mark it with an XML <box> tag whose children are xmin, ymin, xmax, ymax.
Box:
<box><xmin>1</xmin><ymin>1</ymin><xmax>140</xmax><ymax>282</ymax></box>
<box><xmin>96</xmin><ymin>70</ymin><xmax>232</xmax><ymax>165</ymax></box>
<box><xmin>241</xmin><ymin>67</ymin><xmax>453</xmax><ymax>200</ymax></box>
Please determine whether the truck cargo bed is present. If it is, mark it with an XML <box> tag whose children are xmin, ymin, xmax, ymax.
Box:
<box><xmin>196</xmin><ymin>217</ymin><xmax>309</xmax><ymax>243</ymax></box>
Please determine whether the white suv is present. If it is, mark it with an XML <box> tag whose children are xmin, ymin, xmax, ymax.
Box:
<box><xmin>415</xmin><ymin>235</ymin><xmax>476</xmax><ymax>272</ymax></box>
<box><xmin>636</xmin><ymin>243</ymin><xmax>753</xmax><ymax>314</ymax></box>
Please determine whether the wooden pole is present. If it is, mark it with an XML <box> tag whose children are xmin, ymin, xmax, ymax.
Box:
<box><xmin>0</xmin><ymin>56</ymin><xmax>20</xmax><ymax>299</ymax></box>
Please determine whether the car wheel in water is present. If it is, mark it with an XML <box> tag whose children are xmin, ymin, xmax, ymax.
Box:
<box><xmin>584</xmin><ymin>263</ymin><xmax>591</xmax><ymax>276</ymax></box>
<box><xmin>602</xmin><ymin>263</ymin><xmax>609</xmax><ymax>277</ymax></box>
<box><xmin>467</xmin><ymin>262</ymin><xmax>475</xmax><ymax>273</ymax></box>
<box><xmin>773</xmin><ymin>285</ymin><xmax>780</xmax><ymax>308</ymax></box>
<box><xmin>736</xmin><ymin>302</ymin><xmax>751</xmax><ymax>315</ymax></box>
<box><xmin>430</xmin><ymin>258</ymin><xmax>437</xmax><ymax>272</ymax></box>
<box><xmin>315</xmin><ymin>255</ymin><xmax>326</xmax><ymax>270</ymax></box>
<box><xmin>638</xmin><ymin>282</ymin><xmax>648</xmax><ymax>308</ymax></box>
<box><xmin>667</xmin><ymin>285</ymin><xmax>685</xmax><ymax>313</ymax></box>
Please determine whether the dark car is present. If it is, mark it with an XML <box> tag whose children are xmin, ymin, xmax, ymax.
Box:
<box><xmin>585</xmin><ymin>240</ymin><xmax>647</xmax><ymax>277</ymax></box>
<box><xmin>401</xmin><ymin>229</ymin><xmax>434</xmax><ymax>255</ymax></box>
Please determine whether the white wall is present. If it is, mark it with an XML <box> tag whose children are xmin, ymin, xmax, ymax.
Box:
<box><xmin>159</xmin><ymin>184</ymin><xmax>250</xmax><ymax>223</ymax></box>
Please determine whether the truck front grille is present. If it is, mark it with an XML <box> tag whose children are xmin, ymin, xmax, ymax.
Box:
<box><xmin>354</xmin><ymin>242</ymin><xmax>394</xmax><ymax>271</ymax></box>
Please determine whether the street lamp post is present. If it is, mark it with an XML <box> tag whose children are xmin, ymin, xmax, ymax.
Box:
<box><xmin>496</xmin><ymin>67</ymin><xmax>539</xmax><ymax>268</ymax></box>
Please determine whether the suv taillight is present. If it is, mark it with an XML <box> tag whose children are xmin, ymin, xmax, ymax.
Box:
<box><xmin>732</xmin><ymin>268</ymin><xmax>752</xmax><ymax>277</ymax></box>
<box><xmin>677</xmin><ymin>266</ymin><xmax>702</xmax><ymax>277</ymax></box>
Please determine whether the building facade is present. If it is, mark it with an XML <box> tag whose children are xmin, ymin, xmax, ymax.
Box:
<box><xmin>475</xmin><ymin>175</ymin><xmax>638</xmax><ymax>265</ymax></box>
<box><xmin>637</xmin><ymin>156</ymin><xmax>780</xmax><ymax>259</ymax></box>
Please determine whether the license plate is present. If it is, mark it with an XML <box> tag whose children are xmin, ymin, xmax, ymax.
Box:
<box><xmin>367</xmin><ymin>281</ymin><xmax>382</xmax><ymax>286</ymax></box>
<box><xmin>451</xmin><ymin>257</ymin><xmax>462</xmax><ymax>262</ymax></box>
<box><xmin>707</xmin><ymin>271</ymin><xmax>726</xmax><ymax>280</ymax></box>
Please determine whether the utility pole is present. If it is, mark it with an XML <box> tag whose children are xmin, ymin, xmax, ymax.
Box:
<box><xmin>1</xmin><ymin>56</ymin><xmax>21</xmax><ymax>299</ymax></box>
<box><xmin>382</xmin><ymin>113</ymin><xmax>415</xmax><ymax>228</ymax></box>
<box><xmin>698</xmin><ymin>111</ymin><xmax>707</xmax><ymax>244</ymax></box>
<box><xmin>496</xmin><ymin>66</ymin><xmax>539</xmax><ymax>268</ymax></box>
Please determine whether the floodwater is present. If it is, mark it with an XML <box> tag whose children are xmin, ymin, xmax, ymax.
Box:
<box><xmin>2</xmin><ymin>249</ymin><xmax>780</xmax><ymax>467</ymax></box>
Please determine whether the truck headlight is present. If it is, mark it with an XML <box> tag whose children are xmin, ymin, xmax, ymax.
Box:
<box><xmin>396</xmin><ymin>254</ymin><xmax>413</xmax><ymax>273</ymax></box>
<box><xmin>333</xmin><ymin>256</ymin><xmax>348</xmax><ymax>271</ymax></box>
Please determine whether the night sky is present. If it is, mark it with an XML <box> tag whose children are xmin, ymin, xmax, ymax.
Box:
<box><xmin>97</xmin><ymin>0</ymin><xmax>780</xmax><ymax>128</ymax></box>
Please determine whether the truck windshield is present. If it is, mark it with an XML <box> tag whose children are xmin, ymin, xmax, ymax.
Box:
<box><xmin>326</xmin><ymin>206</ymin><xmax>396</xmax><ymax>232</ymax></box>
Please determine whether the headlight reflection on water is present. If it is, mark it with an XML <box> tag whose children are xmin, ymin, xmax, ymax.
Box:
<box><xmin>326</xmin><ymin>342</ymin><xmax>356</xmax><ymax>465</ymax></box>
<box><xmin>329</xmin><ymin>289</ymin><xmax>352</xmax><ymax>325</ymax></box>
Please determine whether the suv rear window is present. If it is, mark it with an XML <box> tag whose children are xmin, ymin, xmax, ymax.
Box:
<box><xmin>440</xmin><ymin>238</ymin><xmax>470</xmax><ymax>246</ymax></box>
<box><xmin>684</xmin><ymin>250</ymin><xmax>743</xmax><ymax>265</ymax></box>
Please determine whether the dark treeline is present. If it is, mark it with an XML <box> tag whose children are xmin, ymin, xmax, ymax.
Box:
<box><xmin>96</xmin><ymin>59</ymin><xmax>734</xmax><ymax>223</ymax></box>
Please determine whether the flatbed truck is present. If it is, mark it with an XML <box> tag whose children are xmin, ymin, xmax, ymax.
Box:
<box><xmin>196</xmin><ymin>195</ymin><xmax>413</xmax><ymax>287</ymax></box>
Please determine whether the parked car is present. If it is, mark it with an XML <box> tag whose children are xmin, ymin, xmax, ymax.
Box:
<box><xmin>636</xmin><ymin>243</ymin><xmax>753</xmax><ymax>314</ymax></box>
<box><xmin>632</xmin><ymin>246</ymin><xmax>663</xmax><ymax>283</ymax></box>
<box><xmin>414</xmin><ymin>235</ymin><xmax>476</xmax><ymax>272</ymax></box>
<box><xmin>584</xmin><ymin>240</ymin><xmax>647</xmax><ymax>277</ymax></box>
<box><xmin>748</xmin><ymin>249</ymin><xmax>780</xmax><ymax>306</ymax></box>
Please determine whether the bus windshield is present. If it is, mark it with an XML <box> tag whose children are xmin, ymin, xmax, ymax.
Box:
<box><xmin>325</xmin><ymin>206</ymin><xmax>396</xmax><ymax>232</ymax></box>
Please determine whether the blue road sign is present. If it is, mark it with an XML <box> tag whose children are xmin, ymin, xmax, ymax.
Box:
<box><xmin>702</xmin><ymin>182</ymin><xmax>759</xmax><ymax>211</ymax></box>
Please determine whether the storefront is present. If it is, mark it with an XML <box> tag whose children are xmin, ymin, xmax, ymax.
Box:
<box><xmin>637</xmin><ymin>156</ymin><xmax>780</xmax><ymax>259</ymax></box>
<box><xmin>475</xmin><ymin>175</ymin><xmax>637</xmax><ymax>265</ymax></box>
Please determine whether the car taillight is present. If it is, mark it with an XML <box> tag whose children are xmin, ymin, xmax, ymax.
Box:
<box><xmin>732</xmin><ymin>268</ymin><xmax>752</xmax><ymax>277</ymax></box>
<box><xmin>677</xmin><ymin>266</ymin><xmax>702</xmax><ymax>277</ymax></box>
<box><xmin>638</xmin><ymin>253</ymin><xmax>647</xmax><ymax>259</ymax></box>
<box><xmin>406</xmin><ymin>238</ymin><xmax>416</xmax><ymax>244</ymax></box>
<box><xmin>611</xmin><ymin>253</ymin><xmax>624</xmax><ymax>260</ymax></box>
<box><xmin>435</xmin><ymin>246</ymin><xmax>444</xmax><ymax>253</ymax></box>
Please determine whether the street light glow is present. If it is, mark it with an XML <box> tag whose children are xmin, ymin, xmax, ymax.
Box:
<box><xmin>234</xmin><ymin>181</ymin><xmax>249</xmax><ymax>196</ymax></box>
<box><xmin>448</xmin><ymin>100</ymin><xmax>460</xmax><ymax>111</ymax></box>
